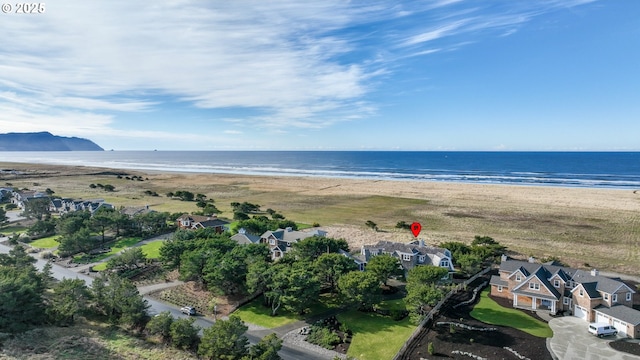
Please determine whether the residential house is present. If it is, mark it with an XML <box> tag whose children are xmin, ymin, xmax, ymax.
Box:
<box><xmin>490</xmin><ymin>257</ymin><xmax>639</xmax><ymax>338</ymax></box>
<box><xmin>120</xmin><ymin>205</ymin><xmax>155</xmax><ymax>217</ymax></box>
<box><xmin>11</xmin><ymin>190</ymin><xmax>47</xmax><ymax>209</ymax></box>
<box><xmin>48</xmin><ymin>198</ymin><xmax>113</xmax><ymax>215</ymax></box>
<box><xmin>343</xmin><ymin>239</ymin><xmax>454</xmax><ymax>278</ymax></box>
<box><xmin>260</xmin><ymin>227</ymin><xmax>327</xmax><ymax>260</ymax></box>
<box><xmin>230</xmin><ymin>228</ymin><xmax>261</xmax><ymax>245</ymax></box>
<box><xmin>176</xmin><ymin>214</ymin><xmax>229</xmax><ymax>233</ymax></box>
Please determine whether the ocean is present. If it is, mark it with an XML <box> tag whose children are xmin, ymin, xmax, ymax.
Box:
<box><xmin>1</xmin><ymin>151</ymin><xmax>639</xmax><ymax>189</ymax></box>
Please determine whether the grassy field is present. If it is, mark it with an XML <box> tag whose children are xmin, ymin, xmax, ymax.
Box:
<box><xmin>29</xmin><ymin>235</ymin><xmax>60</xmax><ymax>248</ymax></box>
<box><xmin>470</xmin><ymin>290</ymin><xmax>553</xmax><ymax>338</ymax></box>
<box><xmin>337</xmin><ymin>310</ymin><xmax>415</xmax><ymax>360</ymax></box>
<box><xmin>2</xmin><ymin>162</ymin><xmax>639</xmax><ymax>274</ymax></box>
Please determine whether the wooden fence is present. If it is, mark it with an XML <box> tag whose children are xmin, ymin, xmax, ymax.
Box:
<box><xmin>392</xmin><ymin>267</ymin><xmax>492</xmax><ymax>360</ymax></box>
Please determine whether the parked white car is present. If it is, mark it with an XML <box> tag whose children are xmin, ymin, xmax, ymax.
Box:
<box><xmin>180</xmin><ymin>306</ymin><xmax>196</xmax><ymax>316</ymax></box>
<box><xmin>588</xmin><ymin>323</ymin><xmax>617</xmax><ymax>338</ymax></box>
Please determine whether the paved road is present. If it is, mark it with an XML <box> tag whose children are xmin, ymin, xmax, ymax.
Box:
<box><xmin>0</xmin><ymin>241</ymin><xmax>331</xmax><ymax>360</ymax></box>
<box><xmin>548</xmin><ymin>316</ymin><xmax>640</xmax><ymax>360</ymax></box>
<box><xmin>5</xmin><ymin>210</ymin><xmax>26</xmax><ymax>223</ymax></box>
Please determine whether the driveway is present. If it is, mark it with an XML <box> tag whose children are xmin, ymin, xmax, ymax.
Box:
<box><xmin>548</xmin><ymin>316</ymin><xmax>640</xmax><ymax>360</ymax></box>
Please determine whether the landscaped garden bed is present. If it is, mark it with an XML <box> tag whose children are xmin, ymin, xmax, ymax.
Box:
<box><xmin>306</xmin><ymin>315</ymin><xmax>352</xmax><ymax>354</ymax></box>
<box><xmin>403</xmin><ymin>274</ymin><xmax>553</xmax><ymax>360</ymax></box>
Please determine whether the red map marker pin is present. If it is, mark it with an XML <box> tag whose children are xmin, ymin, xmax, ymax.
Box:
<box><xmin>410</xmin><ymin>222</ymin><xmax>421</xmax><ymax>237</ymax></box>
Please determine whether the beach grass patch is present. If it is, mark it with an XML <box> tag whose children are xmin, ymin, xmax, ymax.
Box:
<box><xmin>234</xmin><ymin>297</ymin><xmax>301</xmax><ymax>328</ymax></box>
<box><xmin>470</xmin><ymin>289</ymin><xmax>553</xmax><ymax>338</ymax></box>
<box><xmin>29</xmin><ymin>235</ymin><xmax>60</xmax><ymax>249</ymax></box>
<box><xmin>337</xmin><ymin>309</ymin><xmax>415</xmax><ymax>360</ymax></box>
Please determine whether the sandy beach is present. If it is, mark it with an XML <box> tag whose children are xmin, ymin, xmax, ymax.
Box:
<box><xmin>1</xmin><ymin>162</ymin><xmax>639</xmax><ymax>275</ymax></box>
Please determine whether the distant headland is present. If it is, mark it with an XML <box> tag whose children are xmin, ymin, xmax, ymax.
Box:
<box><xmin>0</xmin><ymin>131</ymin><xmax>103</xmax><ymax>151</ymax></box>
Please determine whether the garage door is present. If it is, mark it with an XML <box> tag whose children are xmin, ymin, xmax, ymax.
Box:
<box><xmin>574</xmin><ymin>305</ymin><xmax>587</xmax><ymax>320</ymax></box>
<box><xmin>613</xmin><ymin>319</ymin><xmax>627</xmax><ymax>336</ymax></box>
<box><xmin>596</xmin><ymin>312</ymin><xmax>609</xmax><ymax>324</ymax></box>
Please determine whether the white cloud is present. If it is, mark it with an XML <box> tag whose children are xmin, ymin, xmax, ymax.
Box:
<box><xmin>0</xmin><ymin>0</ymin><xmax>598</xmax><ymax>144</ymax></box>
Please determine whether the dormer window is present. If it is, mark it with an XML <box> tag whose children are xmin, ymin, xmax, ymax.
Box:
<box><xmin>529</xmin><ymin>282</ymin><xmax>540</xmax><ymax>291</ymax></box>
<box><xmin>440</xmin><ymin>260</ymin><xmax>449</xmax><ymax>268</ymax></box>
<box><xmin>554</xmin><ymin>280</ymin><xmax>560</xmax><ymax>288</ymax></box>
<box><xmin>418</xmin><ymin>255</ymin><xmax>425</xmax><ymax>263</ymax></box>
<box><xmin>515</xmin><ymin>274</ymin><xmax>522</xmax><ymax>282</ymax></box>
<box><xmin>402</xmin><ymin>254</ymin><xmax>411</xmax><ymax>261</ymax></box>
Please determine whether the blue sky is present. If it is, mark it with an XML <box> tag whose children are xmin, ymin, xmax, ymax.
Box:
<box><xmin>1</xmin><ymin>0</ymin><xmax>638</xmax><ymax>151</ymax></box>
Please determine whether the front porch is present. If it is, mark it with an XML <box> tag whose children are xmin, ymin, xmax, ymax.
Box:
<box><xmin>513</xmin><ymin>294</ymin><xmax>558</xmax><ymax>315</ymax></box>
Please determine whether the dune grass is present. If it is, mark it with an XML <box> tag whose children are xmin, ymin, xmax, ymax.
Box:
<box><xmin>337</xmin><ymin>310</ymin><xmax>415</xmax><ymax>360</ymax></box>
<box><xmin>29</xmin><ymin>235</ymin><xmax>60</xmax><ymax>248</ymax></box>
<box><xmin>470</xmin><ymin>289</ymin><xmax>553</xmax><ymax>338</ymax></box>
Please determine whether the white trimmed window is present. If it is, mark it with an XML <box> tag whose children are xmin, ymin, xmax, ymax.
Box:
<box><xmin>529</xmin><ymin>282</ymin><xmax>540</xmax><ymax>291</ymax></box>
<box><xmin>516</xmin><ymin>274</ymin><xmax>522</xmax><ymax>282</ymax></box>
<box><xmin>497</xmin><ymin>285</ymin><xmax>503</xmax><ymax>292</ymax></box>
<box><xmin>579</xmin><ymin>289</ymin><xmax>584</xmax><ymax>297</ymax></box>
<box><xmin>269</xmin><ymin>239</ymin><xmax>275</xmax><ymax>245</ymax></box>
<box><xmin>440</xmin><ymin>260</ymin><xmax>449</xmax><ymax>268</ymax></box>
<box><xmin>563</xmin><ymin>298</ymin><xmax>570</xmax><ymax>305</ymax></box>
<box><xmin>402</xmin><ymin>254</ymin><xmax>411</xmax><ymax>261</ymax></box>
<box><xmin>604</xmin><ymin>293</ymin><xmax>609</xmax><ymax>301</ymax></box>
<box><xmin>627</xmin><ymin>292</ymin><xmax>633</xmax><ymax>301</ymax></box>
<box><xmin>612</xmin><ymin>294</ymin><xmax>617</xmax><ymax>302</ymax></box>
<box><xmin>554</xmin><ymin>280</ymin><xmax>560</xmax><ymax>288</ymax></box>
<box><xmin>418</xmin><ymin>255</ymin><xmax>425</xmax><ymax>263</ymax></box>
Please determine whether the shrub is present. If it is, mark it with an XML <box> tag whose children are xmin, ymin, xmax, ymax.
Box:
<box><xmin>428</xmin><ymin>342</ymin><xmax>434</xmax><ymax>355</ymax></box>
<box><xmin>312</xmin><ymin>222</ymin><xmax>320</xmax><ymax>227</ymax></box>
<box><xmin>390</xmin><ymin>309</ymin><xmax>409</xmax><ymax>321</ymax></box>
<box><xmin>306</xmin><ymin>326</ymin><xmax>341</xmax><ymax>349</ymax></box>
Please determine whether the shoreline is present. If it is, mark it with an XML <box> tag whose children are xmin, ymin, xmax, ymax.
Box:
<box><xmin>1</xmin><ymin>160</ymin><xmax>637</xmax><ymax>192</ymax></box>
<box><xmin>1</xmin><ymin>161</ymin><xmax>639</xmax><ymax>275</ymax></box>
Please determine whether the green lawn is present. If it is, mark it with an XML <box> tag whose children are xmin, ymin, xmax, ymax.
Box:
<box><xmin>0</xmin><ymin>225</ymin><xmax>28</xmax><ymax>234</ymax></box>
<box><xmin>92</xmin><ymin>262</ymin><xmax>108</xmax><ymax>271</ymax></box>
<box><xmin>337</xmin><ymin>310</ymin><xmax>415</xmax><ymax>360</ymax></box>
<box><xmin>378</xmin><ymin>298</ymin><xmax>407</xmax><ymax>311</ymax></box>
<box><xmin>73</xmin><ymin>237</ymin><xmax>143</xmax><ymax>264</ymax></box>
<box><xmin>30</xmin><ymin>235</ymin><xmax>61</xmax><ymax>249</ymax></box>
<box><xmin>139</xmin><ymin>240</ymin><xmax>164</xmax><ymax>259</ymax></box>
<box><xmin>470</xmin><ymin>289</ymin><xmax>553</xmax><ymax>338</ymax></box>
<box><xmin>233</xmin><ymin>297</ymin><xmax>301</xmax><ymax>328</ymax></box>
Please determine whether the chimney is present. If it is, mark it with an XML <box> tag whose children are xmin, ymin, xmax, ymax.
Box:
<box><xmin>591</xmin><ymin>269</ymin><xmax>599</xmax><ymax>276</ymax></box>
<box><xmin>419</xmin><ymin>239</ymin><xmax>425</xmax><ymax>247</ymax></box>
<box><xmin>528</xmin><ymin>256</ymin><xmax>535</xmax><ymax>263</ymax></box>
<box><xmin>285</xmin><ymin>227</ymin><xmax>293</xmax><ymax>232</ymax></box>
<box><xmin>501</xmin><ymin>254</ymin><xmax>508</xmax><ymax>263</ymax></box>
<box><xmin>239</xmin><ymin>228</ymin><xmax>246</xmax><ymax>234</ymax></box>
